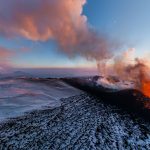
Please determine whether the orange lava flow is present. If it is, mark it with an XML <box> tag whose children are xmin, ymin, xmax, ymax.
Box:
<box><xmin>141</xmin><ymin>80</ymin><xmax>150</xmax><ymax>98</ymax></box>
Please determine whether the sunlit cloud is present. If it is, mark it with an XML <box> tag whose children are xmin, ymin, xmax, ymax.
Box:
<box><xmin>0</xmin><ymin>46</ymin><xmax>15</xmax><ymax>72</ymax></box>
<box><xmin>0</xmin><ymin>0</ymin><xmax>114</xmax><ymax>61</ymax></box>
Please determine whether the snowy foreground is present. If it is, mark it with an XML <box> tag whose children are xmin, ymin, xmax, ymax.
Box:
<box><xmin>0</xmin><ymin>78</ymin><xmax>150</xmax><ymax>149</ymax></box>
<box><xmin>0</xmin><ymin>78</ymin><xmax>81</xmax><ymax>121</ymax></box>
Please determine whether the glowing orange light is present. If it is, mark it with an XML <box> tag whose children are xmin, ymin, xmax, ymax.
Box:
<box><xmin>141</xmin><ymin>79</ymin><xmax>150</xmax><ymax>98</ymax></box>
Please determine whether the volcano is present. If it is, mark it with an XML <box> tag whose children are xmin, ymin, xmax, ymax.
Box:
<box><xmin>62</xmin><ymin>76</ymin><xmax>150</xmax><ymax>121</ymax></box>
<box><xmin>1</xmin><ymin>76</ymin><xmax>150</xmax><ymax>149</ymax></box>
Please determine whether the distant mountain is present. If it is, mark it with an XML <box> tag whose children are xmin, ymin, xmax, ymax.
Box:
<box><xmin>12</xmin><ymin>71</ymin><xmax>33</xmax><ymax>78</ymax></box>
<box><xmin>0</xmin><ymin>71</ymin><xmax>33</xmax><ymax>79</ymax></box>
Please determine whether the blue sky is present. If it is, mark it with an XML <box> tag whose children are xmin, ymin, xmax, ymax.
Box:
<box><xmin>0</xmin><ymin>0</ymin><xmax>150</xmax><ymax>68</ymax></box>
<box><xmin>84</xmin><ymin>0</ymin><xmax>150</xmax><ymax>55</ymax></box>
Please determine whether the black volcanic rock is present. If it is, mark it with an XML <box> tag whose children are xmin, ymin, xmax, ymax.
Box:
<box><xmin>1</xmin><ymin>94</ymin><xmax>150</xmax><ymax>149</ymax></box>
<box><xmin>62</xmin><ymin>76</ymin><xmax>150</xmax><ymax>121</ymax></box>
<box><xmin>0</xmin><ymin>78</ymin><xmax>150</xmax><ymax>149</ymax></box>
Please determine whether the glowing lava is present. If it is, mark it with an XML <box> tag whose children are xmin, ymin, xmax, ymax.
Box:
<box><xmin>141</xmin><ymin>79</ymin><xmax>150</xmax><ymax>98</ymax></box>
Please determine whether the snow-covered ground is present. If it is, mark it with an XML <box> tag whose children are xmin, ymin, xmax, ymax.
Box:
<box><xmin>0</xmin><ymin>77</ymin><xmax>150</xmax><ymax>149</ymax></box>
<box><xmin>0</xmin><ymin>78</ymin><xmax>81</xmax><ymax>121</ymax></box>
<box><xmin>1</xmin><ymin>94</ymin><xmax>150</xmax><ymax>149</ymax></box>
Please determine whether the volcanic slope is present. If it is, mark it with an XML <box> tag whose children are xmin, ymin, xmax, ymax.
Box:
<box><xmin>1</xmin><ymin>93</ymin><xmax>150</xmax><ymax>149</ymax></box>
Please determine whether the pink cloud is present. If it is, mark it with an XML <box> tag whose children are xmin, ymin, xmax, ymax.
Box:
<box><xmin>0</xmin><ymin>46</ymin><xmax>14</xmax><ymax>71</ymax></box>
<box><xmin>0</xmin><ymin>46</ymin><xmax>14</xmax><ymax>58</ymax></box>
<box><xmin>0</xmin><ymin>0</ymin><xmax>87</xmax><ymax>42</ymax></box>
<box><xmin>0</xmin><ymin>0</ymin><xmax>113</xmax><ymax>61</ymax></box>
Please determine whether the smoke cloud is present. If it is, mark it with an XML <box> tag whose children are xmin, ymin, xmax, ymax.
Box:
<box><xmin>0</xmin><ymin>0</ymin><xmax>113</xmax><ymax>61</ymax></box>
<box><xmin>1</xmin><ymin>0</ymin><xmax>149</xmax><ymax>96</ymax></box>
<box><xmin>97</xmin><ymin>47</ymin><xmax>150</xmax><ymax>97</ymax></box>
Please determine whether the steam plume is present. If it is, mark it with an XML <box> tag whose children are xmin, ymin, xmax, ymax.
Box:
<box><xmin>97</xmin><ymin>47</ymin><xmax>150</xmax><ymax>97</ymax></box>
<box><xmin>0</xmin><ymin>0</ymin><xmax>113</xmax><ymax>60</ymax></box>
<box><xmin>1</xmin><ymin>0</ymin><xmax>150</xmax><ymax>96</ymax></box>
